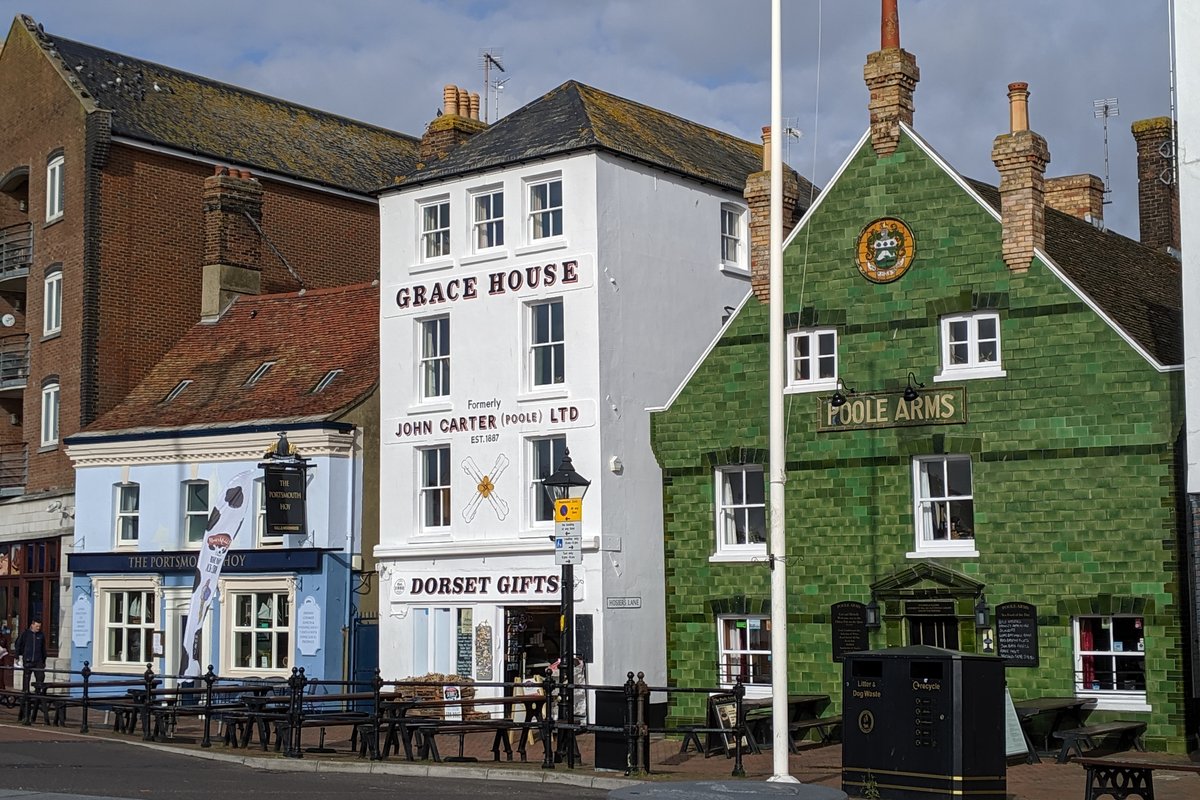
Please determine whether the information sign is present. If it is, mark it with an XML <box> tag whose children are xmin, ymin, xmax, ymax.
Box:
<box><xmin>554</xmin><ymin>498</ymin><xmax>583</xmax><ymax>522</ymax></box>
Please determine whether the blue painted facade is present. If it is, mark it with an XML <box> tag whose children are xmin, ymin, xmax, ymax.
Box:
<box><xmin>65</xmin><ymin>423</ymin><xmax>362</xmax><ymax>683</ymax></box>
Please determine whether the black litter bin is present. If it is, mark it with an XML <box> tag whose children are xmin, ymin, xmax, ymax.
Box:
<box><xmin>842</xmin><ymin>645</ymin><xmax>1005</xmax><ymax>800</ymax></box>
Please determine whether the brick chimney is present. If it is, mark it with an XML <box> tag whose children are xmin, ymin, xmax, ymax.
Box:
<box><xmin>864</xmin><ymin>0</ymin><xmax>919</xmax><ymax>157</ymax></box>
<box><xmin>991</xmin><ymin>82</ymin><xmax>1050</xmax><ymax>273</ymax></box>
<box><xmin>201</xmin><ymin>166</ymin><xmax>263</xmax><ymax>320</ymax></box>
<box><xmin>419</xmin><ymin>84</ymin><xmax>487</xmax><ymax>163</ymax></box>
<box><xmin>744</xmin><ymin>127</ymin><xmax>803</xmax><ymax>303</ymax></box>
<box><xmin>1045</xmin><ymin>174</ymin><xmax>1105</xmax><ymax>225</ymax></box>
<box><xmin>1132</xmin><ymin>117</ymin><xmax>1180</xmax><ymax>253</ymax></box>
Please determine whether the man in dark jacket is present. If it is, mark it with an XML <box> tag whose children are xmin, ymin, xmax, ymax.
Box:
<box><xmin>13</xmin><ymin>619</ymin><xmax>46</xmax><ymax>703</ymax></box>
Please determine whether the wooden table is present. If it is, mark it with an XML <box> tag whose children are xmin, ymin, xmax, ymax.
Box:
<box><xmin>380</xmin><ymin>694</ymin><xmax>546</xmax><ymax>763</ymax></box>
<box><xmin>1075</xmin><ymin>753</ymin><xmax>1200</xmax><ymax>799</ymax></box>
<box><xmin>741</xmin><ymin>694</ymin><xmax>831</xmax><ymax>752</ymax></box>
<box><xmin>1014</xmin><ymin>696</ymin><xmax>1095</xmax><ymax>762</ymax></box>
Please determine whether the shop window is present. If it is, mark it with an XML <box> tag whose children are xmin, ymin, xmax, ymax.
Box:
<box><xmin>936</xmin><ymin>312</ymin><xmax>1005</xmax><ymax>381</ymax></box>
<box><xmin>115</xmin><ymin>483</ymin><xmax>140</xmax><ymax>545</ymax></box>
<box><xmin>103</xmin><ymin>588</ymin><xmax>156</xmax><ymax>665</ymax></box>
<box><xmin>183</xmin><ymin>480</ymin><xmax>209</xmax><ymax>545</ymax></box>
<box><xmin>912</xmin><ymin>455</ymin><xmax>975</xmax><ymax>555</ymax></box>
<box><xmin>231</xmin><ymin>590</ymin><xmax>290</xmax><ymax>673</ymax></box>
<box><xmin>714</xmin><ymin>465</ymin><xmax>766</xmax><ymax>558</ymax></box>
<box><xmin>412</xmin><ymin>607</ymin><xmax>455</xmax><ymax>675</ymax></box>
<box><xmin>718</xmin><ymin>616</ymin><xmax>770</xmax><ymax>687</ymax></box>
<box><xmin>1075</xmin><ymin>616</ymin><xmax>1147</xmax><ymax>706</ymax></box>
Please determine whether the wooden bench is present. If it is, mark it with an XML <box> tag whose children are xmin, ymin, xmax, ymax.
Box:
<box><xmin>1076</xmin><ymin>754</ymin><xmax>1200</xmax><ymax>800</ymax></box>
<box><xmin>411</xmin><ymin>719</ymin><xmax>522</xmax><ymax>763</ymax></box>
<box><xmin>1053</xmin><ymin>720</ymin><xmax>1147</xmax><ymax>763</ymax></box>
<box><xmin>787</xmin><ymin>714</ymin><xmax>842</xmax><ymax>752</ymax></box>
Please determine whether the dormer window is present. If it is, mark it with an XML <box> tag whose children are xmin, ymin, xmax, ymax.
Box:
<box><xmin>245</xmin><ymin>361</ymin><xmax>275</xmax><ymax>387</ymax></box>
<box><xmin>163</xmin><ymin>380</ymin><xmax>192</xmax><ymax>403</ymax></box>
<box><xmin>312</xmin><ymin>369</ymin><xmax>342</xmax><ymax>393</ymax></box>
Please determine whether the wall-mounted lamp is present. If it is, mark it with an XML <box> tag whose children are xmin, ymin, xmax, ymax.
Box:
<box><xmin>865</xmin><ymin>594</ymin><xmax>881</xmax><ymax>630</ymax></box>
<box><xmin>903</xmin><ymin>372</ymin><xmax>925</xmax><ymax>402</ymax></box>
<box><xmin>830</xmin><ymin>378</ymin><xmax>856</xmax><ymax>408</ymax></box>
<box><xmin>974</xmin><ymin>594</ymin><xmax>990</xmax><ymax>629</ymax></box>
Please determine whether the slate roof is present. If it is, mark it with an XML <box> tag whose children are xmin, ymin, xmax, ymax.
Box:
<box><xmin>17</xmin><ymin>15</ymin><xmax>419</xmax><ymax>194</ymax></box>
<box><xmin>389</xmin><ymin>80</ymin><xmax>817</xmax><ymax>201</ymax></box>
<box><xmin>967</xmin><ymin>180</ymin><xmax>1182</xmax><ymax>367</ymax></box>
<box><xmin>72</xmin><ymin>284</ymin><xmax>379</xmax><ymax>437</ymax></box>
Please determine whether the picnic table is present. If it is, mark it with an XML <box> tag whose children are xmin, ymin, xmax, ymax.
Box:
<box><xmin>1075</xmin><ymin>753</ymin><xmax>1200</xmax><ymax>799</ymax></box>
<box><xmin>742</xmin><ymin>694</ymin><xmax>835</xmax><ymax>753</ymax></box>
<box><xmin>1014</xmin><ymin>696</ymin><xmax>1096</xmax><ymax>762</ymax></box>
<box><xmin>379</xmin><ymin>693</ymin><xmax>546</xmax><ymax>763</ymax></box>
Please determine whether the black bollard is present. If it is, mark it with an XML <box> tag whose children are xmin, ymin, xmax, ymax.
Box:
<box><xmin>540</xmin><ymin>669</ymin><xmax>557</xmax><ymax>769</ymax></box>
<box><xmin>732</xmin><ymin>678</ymin><xmax>746</xmax><ymax>778</ymax></box>
<box><xmin>370</xmin><ymin>668</ymin><xmax>383</xmax><ymax>760</ymax></box>
<box><xmin>201</xmin><ymin>665</ymin><xmax>216</xmax><ymax>748</ymax></box>
<box><xmin>142</xmin><ymin>663</ymin><xmax>155</xmax><ymax>740</ymax></box>
<box><xmin>623</xmin><ymin>672</ymin><xmax>637</xmax><ymax>776</ymax></box>
<box><xmin>636</xmin><ymin>672</ymin><xmax>650</xmax><ymax>774</ymax></box>
<box><xmin>80</xmin><ymin>662</ymin><xmax>91</xmax><ymax>734</ymax></box>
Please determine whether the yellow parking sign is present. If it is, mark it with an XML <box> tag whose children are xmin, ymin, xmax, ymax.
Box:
<box><xmin>554</xmin><ymin>497</ymin><xmax>583</xmax><ymax>522</ymax></box>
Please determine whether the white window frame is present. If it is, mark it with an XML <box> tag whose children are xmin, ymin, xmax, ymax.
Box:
<box><xmin>43</xmin><ymin>270</ymin><xmax>62</xmax><ymax>337</ymax></box>
<box><xmin>910</xmin><ymin>455</ymin><xmax>977</xmax><ymax>557</ymax></box>
<box><xmin>183</xmin><ymin>480</ymin><xmax>210</xmax><ymax>547</ymax></box>
<box><xmin>528</xmin><ymin>435</ymin><xmax>567</xmax><ymax>527</ymax></box>
<box><xmin>40</xmin><ymin>382</ymin><xmax>59</xmax><ymax>447</ymax></box>
<box><xmin>411</xmin><ymin>606</ymin><xmax>466</xmax><ymax>676</ymax></box>
<box><xmin>418</xmin><ymin>316</ymin><xmax>451</xmax><ymax>400</ymax></box>
<box><xmin>255</xmin><ymin>477</ymin><xmax>282</xmax><ymax>547</ymax></box>
<box><xmin>418</xmin><ymin>445</ymin><xmax>452</xmax><ymax>533</ymax></box>
<box><xmin>934</xmin><ymin>311</ymin><xmax>1006</xmax><ymax>382</ymax></box>
<box><xmin>244</xmin><ymin>361</ymin><xmax>275</xmax><ymax>387</ymax></box>
<box><xmin>717</xmin><ymin>615</ymin><xmax>771</xmax><ymax>694</ymax></box>
<box><xmin>1073</xmin><ymin>615</ymin><xmax>1150</xmax><ymax>711</ymax></box>
<box><xmin>114</xmin><ymin>482</ymin><xmax>140</xmax><ymax>546</ymax></box>
<box><xmin>46</xmin><ymin>154</ymin><xmax>64</xmax><ymax>222</ymax></box>
<box><xmin>786</xmin><ymin>328</ymin><xmax>839</xmax><ymax>393</ymax></box>
<box><xmin>712</xmin><ymin>465</ymin><xmax>767</xmax><ymax>561</ymax></box>
<box><xmin>420</xmin><ymin>197</ymin><xmax>451</xmax><ymax>261</ymax></box>
<box><xmin>92</xmin><ymin>577</ymin><xmax>159</xmax><ymax>673</ymax></box>
<box><xmin>528</xmin><ymin>299</ymin><xmax>564</xmax><ymax>390</ymax></box>
<box><xmin>527</xmin><ymin>177</ymin><xmax>563</xmax><ymax>241</ymax></box>
<box><xmin>720</xmin><ymin>203</ymin><xmax>747</xmax><ymax>273</ymax></box>
<box><xmin>220</xmin><ymin>576</ymin><xmax>294</xmax><ymax>677</ymax></box>
<box><xmin>471</xmin><ymin>187</ymin><xmax>504</xmax><ymax>252</ymax></box>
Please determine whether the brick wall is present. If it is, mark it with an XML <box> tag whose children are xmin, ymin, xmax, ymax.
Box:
<box><xmin>651</xmin><ymin>133</ymin><xmax>1188</xmax><ymax>750</ymax></box>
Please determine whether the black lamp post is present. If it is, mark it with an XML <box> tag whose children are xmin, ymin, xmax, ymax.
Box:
<box><xmin>542</xmin><ymin>448</ymin><xmax>590</xmax><ymax>767</ymax></box>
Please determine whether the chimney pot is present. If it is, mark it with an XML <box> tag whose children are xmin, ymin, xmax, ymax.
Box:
<box><xmin>469</xmin><ymin>92</ymin><xmax>481</xmax><ymax>121</ymax></box>
<box><xmin>457</xmin><ymin>88</ymin><xmax>470</xmax><ymax>117</ymax></box>
<box><xmin>1007</xmin><ymin>82</ymin><xmax>1030</xmax><ymax>133</ymax></box>
<box><xmin>761</xmin><ymin>126</ymin><xmax>772</xmax><ymax>171</ymax></box>
<box><xmin>881</xmin><ymin>0</ymin><xmax>900</xmax><ymax>49</ymax></box>
<box><xmin>864</xmin><ymin>0</ymin><xmax>919</xmax><ymax>157</ymax></box>
<box><xmin>992</xmin><ymin>82</ymin><xmax>1050</xmax><ymax>272</ymax></box>
<box><xmin>443</xmin><ymin>84</ymin><xmax>459</xmax><ymax>117</ymax></box>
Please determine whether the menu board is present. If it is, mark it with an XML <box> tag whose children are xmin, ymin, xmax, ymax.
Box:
<box><xmin>456</xmin><ymin>608</ymin><xmax>473</xmax><ymax>677</ymax></box>
<box><xmin>996</xmin><ymin>602</ymin><xmax>1039</xmax><ymax>667</ymax></box>
<box><xmin>831</xmin><ymin>601</ymin><xmax>870</xmax><ymax>662</ymax></box>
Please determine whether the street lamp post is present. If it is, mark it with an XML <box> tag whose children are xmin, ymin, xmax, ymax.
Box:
<box><xmin>542</xmin><ymin>448</ymin><xmax>590</xmax><ymax>768</ymax></box>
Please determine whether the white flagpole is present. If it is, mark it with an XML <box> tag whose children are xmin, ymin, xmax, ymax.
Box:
<box><xmin>766</xmin><ymin>0</ymin><xmax>796</xmax><ymax>783</ymax></box>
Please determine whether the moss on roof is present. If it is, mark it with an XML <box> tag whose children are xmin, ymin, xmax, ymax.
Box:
<box><xmin>20</xmin><ymin>15</ymin><xmax>418</xmax><ymax>194</ymax></box>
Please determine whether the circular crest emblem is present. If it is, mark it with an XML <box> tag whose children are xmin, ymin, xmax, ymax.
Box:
<box><xmin>855</xmin><ymin>217</ymin><xmax>916</xmax><ymax>283</ymax></box>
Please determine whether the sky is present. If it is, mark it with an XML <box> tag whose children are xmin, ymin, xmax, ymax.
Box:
<box><xmin>1</xmin><ymin>1</ymin><xmax>1175</xmax><ymax>239</ymax></box>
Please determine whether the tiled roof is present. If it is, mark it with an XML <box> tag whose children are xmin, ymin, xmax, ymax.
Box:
<box><xmin>390</xmin><ymin>80</ymin><xmax>817</xmax><ymax>200</ymax></box>
<box><xmin>19</xmin><ymin>15</ymin><xmax>419</xmax><ymax>194</ymax></box>
<box><xmin>967</xmin><ymin>180</ymin><xmax>1182</xmax><ymax>367</ymax></box>
<box><xmin>76</xmin><ymin>283</ymin><xmax>378</xmax><ymax>436</ymax></box>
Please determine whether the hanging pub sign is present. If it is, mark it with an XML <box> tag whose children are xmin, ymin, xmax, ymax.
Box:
<box><xmin>831</xmin><ymin>601</ymin><xmax>870</xmax><ymax>663</ymax></box>
<box><xmin>996</xmin><ymin>602</ymin><xmax>1040</xmax><ymax>667</ymax></box>
<box><xmin>260</xmin><ymin>433</ymin><xmax>311</xmax><ymax>538</ymax></box>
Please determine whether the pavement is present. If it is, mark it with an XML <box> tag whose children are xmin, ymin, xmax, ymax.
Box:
<box><xmin>3</xmin><ymin>701</ymin><xmax>1200</xmax><ymax>799</ymax></box>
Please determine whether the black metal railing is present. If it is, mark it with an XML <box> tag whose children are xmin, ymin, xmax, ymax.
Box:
<box><xmin>0</xmin><ymin>334</ymin><xmax>29</xmax><ymax>388</ymax></box>
<box><xmin>0</xmin><ymin>222</ymin><xmax>31</xmax><ymax>278</ymax></box>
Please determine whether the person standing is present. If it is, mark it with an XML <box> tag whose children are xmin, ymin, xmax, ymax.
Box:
<box><xmin>13</xmin><ymin>619</ymin><xmax>46</xmax><ymax>721</ymax></box>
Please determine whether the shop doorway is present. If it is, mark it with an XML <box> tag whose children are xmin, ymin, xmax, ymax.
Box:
<box><xmin>503</xmin><ymin>606</ymin><xmax>560</xmax><ymax>683</ymax></box>
<box><xmin>164</xmin><ymin>589</ymin><xmax>203</xmax><ymax>692</ymax></box>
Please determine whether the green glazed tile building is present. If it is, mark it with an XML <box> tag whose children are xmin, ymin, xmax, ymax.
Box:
<box><xmin>650</xmin><ymin>42</ymin><xmax>1192</xmax><ymax>752</ymax></box>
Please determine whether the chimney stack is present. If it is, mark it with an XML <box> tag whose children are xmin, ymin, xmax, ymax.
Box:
<box><xmin>744</xmin><ymin>127</ymin><xmax>803</xmax><ymax>303</ymax></box>
<box><xmin>202</xmin><ymin>166</ymin><xmax>263</xmax><ymax>320</ymax></box>
<box><xmin>420</xmin><ymin>83</ymin><xmax>487</xmax><ymax>163</ymax></box>
<box><xmin>1045</xmin><ymin>174</ymin><xmax>1105</xmax><ymax>225</ymax></box>
<box><xmin>864</xmin><ymin>0</ymin><xmax>919</xmax><ymax>157</ymax></box>
<box><xmin>1132</xmin><ymin>117</ymin><xmax>1180</xmax><ymax>253</ymax></box>
<box><xmin>991</xmin><ymin>82</ymin><xmax>1050</xmax><ymax>273</ymax></box>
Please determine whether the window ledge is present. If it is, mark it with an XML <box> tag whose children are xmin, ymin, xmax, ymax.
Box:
<box><xmin>410</xmin><ymin>259</ymin><xmax>454</xmax><ymax>276</ymax></box>
<box><xmin>933</xmin><ymin>367</ymin><xmax>1006</xmax><ymax>383</ymax></box>
<box><xmin>518</xmin><ymin>387</ymin><xmax>569</xmax><ymax>403</ymax></box>
<box><xmin>37</xmin><ymin>444</ymin><xmax>59</xmax><ymax>454</ymax></box>
<box><xmin>784</xmin><ymin>380</ymin><xmax>839</xmax><ymax>395</ymax></box>
<box><xmin>460</xmin><ymin>250</ymin><xmax>507</xmax><ymax>267</ymax></box>
<box><xmin>1076</xmin><ymin>693</ymin><xmax>1151</xmax><ymax>713</ymax></box>
<box><xmin>906</xmin><ymin>548</ymin><xmax>980</xmax><ymax>559</ymax></box>
<box><xmin>41</xmin><ymin>331</ymin><xmax>62</xmax><ymax>342</ymax></box>
<box><xmin>43</xmin><ymin>216</ymin><xmax>64</xmax><ymax>229</ymax></box>
<box><xmin>514</xmin><ymin>239</ymin><xmax>567</xmax><ymax>258</ymax></box>
<box><xmin>719</xmin><ymin>264</ymin><xmax>750</xmax><ymax>278</ymax></box>
<box><xmin>408</xmin><ymin>400</ymin><xmax>453</xmax><ymax>415</ymax></box>
<box><xmin>709</xmin><ymin>551</ymin><xmax>769</xmax><ymax>564</ymax></box>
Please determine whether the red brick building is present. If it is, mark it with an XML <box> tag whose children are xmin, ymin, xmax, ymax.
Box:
<box><xmin>0</xmin><ymin>14</ymin><xmax>416</xmax><ymax>669</ymax></box>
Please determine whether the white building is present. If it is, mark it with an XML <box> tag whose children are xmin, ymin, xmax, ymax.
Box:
<box><xmin>375</xmin><ymin>81</ymin><xmax>814</xmax><ymax>694</ymax></box>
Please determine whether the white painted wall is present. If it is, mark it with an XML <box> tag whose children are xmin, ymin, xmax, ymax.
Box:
<box><xmin>1175</xmin><ymin>2</ymin><xmax>1200</xmax><ymax>493</ymax></box>
<box><xmin>377</xmin><ymin>148</ymin><xmax>749</xmax><ymax>689</ymax></box>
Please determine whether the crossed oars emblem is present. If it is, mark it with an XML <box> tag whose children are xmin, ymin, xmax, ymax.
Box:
<box><xmin>462</xmin><ymin>454</ymin><xmax>510</xmax><ymax>522</ymax></box>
